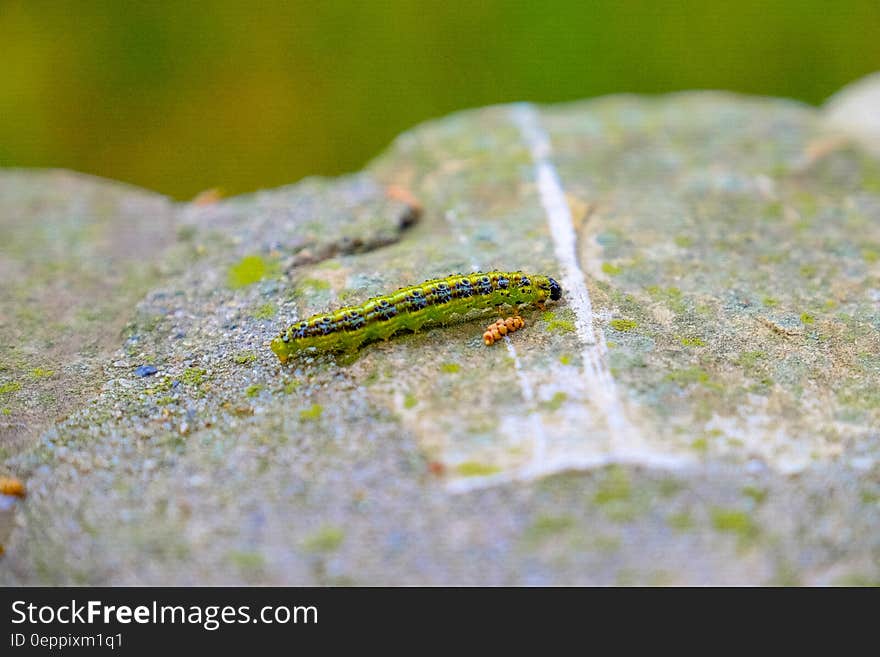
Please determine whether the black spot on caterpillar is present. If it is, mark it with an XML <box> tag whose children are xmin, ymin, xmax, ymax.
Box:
<box><xmin>271</xmin><ymin>270</ymin><xmax>562</xmax><ymax>363</ymax></box>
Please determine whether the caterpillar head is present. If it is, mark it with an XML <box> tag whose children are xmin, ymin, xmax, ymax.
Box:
<box><xmin>534</xmin><ymin>275</ymin><xmax>563</xmax><ymax>303</ymax></box>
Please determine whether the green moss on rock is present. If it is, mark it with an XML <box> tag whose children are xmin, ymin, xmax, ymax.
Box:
<box><xmin>227</xmin><ymin>255</ymin><xmax>278</xmax><ymax>289</ymax></box>
<box><xmin>0</xmin><ymin>381</ymin><xmax>22</xmax><ymax>395</ymax></box>
<box><xmin>609</xmin><ymin>319</ymin><xmax>638</xmax><ymax>332</ymax></box>
<box><xmin>303</xmin><ymin>526</ymin><xmax>345</xmax><ymax>553</ymax></box>
<box><xmin>456</xmin><ymin>461</ymin><xmax>501</xmax><ymax>477</ymax></box>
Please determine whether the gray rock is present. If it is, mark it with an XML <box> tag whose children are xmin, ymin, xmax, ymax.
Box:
<box><xmin>1</xmin><ymin>77</ymin><xmax>879</xmax><ymax>585</ymax></box>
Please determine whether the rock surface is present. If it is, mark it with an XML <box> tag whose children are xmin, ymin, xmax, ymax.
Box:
<box><xmin>1</xmin><ymin>77</ymin><xmax>879</xmax><ymax>584</ymax></box>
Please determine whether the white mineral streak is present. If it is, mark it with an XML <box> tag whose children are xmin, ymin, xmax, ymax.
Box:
<box><xmin>448</xmin><ymin>105</ymin><xmax>692</xmax><ymax>493</ymax></box>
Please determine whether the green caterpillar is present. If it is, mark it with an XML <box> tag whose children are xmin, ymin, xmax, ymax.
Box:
<box><xmin>271</xmin><ymin>270</ymin><xmax>562</xmax><ymax>363</ymax></box>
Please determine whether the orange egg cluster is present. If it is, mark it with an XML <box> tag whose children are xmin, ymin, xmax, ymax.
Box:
<box><xmin>0</xmin><ymin>476</ymin><xmax>25</xmax><ymax>497</ymax></box>
<box><xmin>483</xmin><ymin>316</ymin><xmax>525</xmax><ymax>346</ymax></box>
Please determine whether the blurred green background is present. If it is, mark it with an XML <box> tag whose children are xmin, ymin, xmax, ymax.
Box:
<box><xmin>2</xmin><ymin>1</ymin><xmax>879</xmax><ymax>200</ymax></box>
